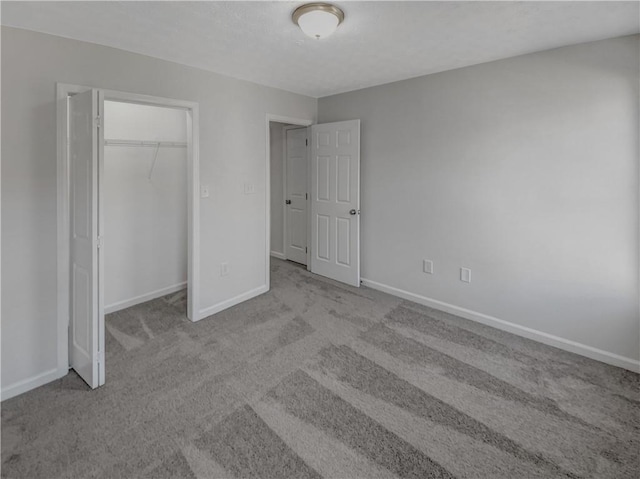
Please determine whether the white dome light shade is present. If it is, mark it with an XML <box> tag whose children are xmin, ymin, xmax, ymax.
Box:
<box><xmin>293</xmin><ymin>3</ymin><xmax>344</xmax><ymax>40</ymax></box>
<box><xmin>297</xmin><ymin>10</ymin><xmax>339</xmax><ymax>39</ymax></box>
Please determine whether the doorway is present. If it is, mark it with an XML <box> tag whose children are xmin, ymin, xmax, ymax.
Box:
<box><xmin>266</xmin><ymin>115</ymin><xmax>362</xmax><ymax>289</ymax></box>
<box><xmin>269</xmin><ymin>122</ymin><xmax>310</xmax><ymax>266</ymax></box>
<box><xmin>57</xmin><ymin>84</ymin><xmax>200</xmax><ymax>389</ymax></box>
<box><xmin>103</xmin><ymin>101</ymin><xmax>188</xmax><ymax>314</ymax></box>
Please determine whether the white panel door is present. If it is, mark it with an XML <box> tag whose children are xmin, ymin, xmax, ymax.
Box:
<box><xmin>310</xmin><ymin>120</ymin><xmax>360</xmax><ymax>286</ymax></box>
<box><xmin>69</xmin><ymin>89</ymin><xmax>105</xmax><ymax>388</ymax></box>
<box><xmin>285</xmin><ymin>128</ymin><xmax>308</xmax><ymax>265</ymax></box>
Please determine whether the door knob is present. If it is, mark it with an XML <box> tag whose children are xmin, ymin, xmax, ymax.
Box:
<box><xmin>286</xmin><ymin>200</ymin><xmax>291</xmax><ymax>204</ymax></box>
<box><xmin>349</xmin><ymin>209</ymin><xmax>358</xmax><ymax>215</ymax></box>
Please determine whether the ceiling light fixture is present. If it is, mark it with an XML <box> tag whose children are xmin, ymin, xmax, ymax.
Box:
<box><xmin>292</xmin><ymin>3</ymin><xmax>344</xmax><ymax>40</ymax></box>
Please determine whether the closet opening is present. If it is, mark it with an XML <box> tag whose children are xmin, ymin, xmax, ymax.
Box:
<box><xmin>103</xmin><ymin>100</ymin><xmax>189</xmax><ymax>322</ymax></box>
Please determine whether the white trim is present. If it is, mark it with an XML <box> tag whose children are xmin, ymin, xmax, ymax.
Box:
<box><xmin>105</xmin><ymin>282</ymin><xmax>188</xmax><ymax>314</ymax></box>
<box><xmin>306</xmin><ymin>126</ymin><xmax>312</xmax><ymax>271</ymax></box>
<box><xmin>1</xmin><ymin>368</ymin><xmax>65</xmax><ymax>402</ymax></box>
<box><xmin>97</xmin><ymin>89</ymin><xmax>106</xmax><ymax>386</ymax></box>
<box><xmin>199</xmin><ymin>285</ymin><xmax>269</xmax><ymax>319</ymax></box>
<box><xmin>187</xmin><ymin>103</ymin><xmax>201</xmax><ymax>322</ymax></box>
<box><xmin>265</xmin><ymin>114</ymin><xmax>314</xmax><ymax>291</ymax></box>
<box><xmin>56</xmin><ymin>84</ymin><xmax>71</xmax><ymax>378</ymax></box>
<box><xmin>282</xmin><ymin>125</ymin><xmax>289</xmax><ymax>260</ymax></box>
<box><xmin>270</xmin><ymin>251</ymin><xmax>287</xmax><ymax>260</ymax></box>
<box><xmin>57</xmin><ymin>83</ymin><xmax>201</xmax><ymax>390</ymax></box>
<box><xmin>361</xmin><ymin>278</ymin><xmax>640</xmax><ymax>373</ymax></box>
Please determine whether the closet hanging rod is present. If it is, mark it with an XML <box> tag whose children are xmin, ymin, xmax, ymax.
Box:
<box><xmin>104</xmin><ymin>139</ymin><xmax>187</xmax><ymax>148</ymax></box>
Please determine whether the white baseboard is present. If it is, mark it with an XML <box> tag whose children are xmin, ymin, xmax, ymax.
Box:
<box><xmin>361</xmin><ymin>278</ymin><xmax>640</xmax><ymax>373</ymax></box>
<box><xmin>270</xmin><ymin>251</ymin><xmax>286</xmax><ymax>260</ymax></box>
<box><xmin>198</xmin><ymin>284</ymin><xmax>269</xmax><ymax>320</ymax></box>
<box><xmin>1</xmin><ymin>367</ymin><xmax>67</xmax><ymax>402</ymax></box>
<box><xmin>105</xmin><ymin>282</ymin><xmax>187</xmax><ymax>314</ymax></box>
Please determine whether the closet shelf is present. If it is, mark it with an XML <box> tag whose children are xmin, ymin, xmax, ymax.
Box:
<box><xmin>104</xmin><ymin>139</ymin><xmax>187</xmax><ymax>148</ymax></box>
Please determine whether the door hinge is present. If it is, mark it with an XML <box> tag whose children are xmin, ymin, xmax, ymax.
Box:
<box><xmin>96</xmin><ymin>350</ymin><xmax>105</xmax><ymax>365</ymax></box>
<box><xmin>94</xmin><ymin>115</ymin><xmax>102</xmax><ymax>128</ymax></box>
<box><xmin>305</xmin><ymin>193</ymin><xmax>308</xmax><ymax>200</ymax></box>
<box><xmin>306</xmin><ymin>138</ymin><xmax>308</xmax><ymax>146</ymax></box>
<box><xmin>306</xmin><ymin>247</ymin><xmax>308</xmax><ymax>253</ymax></box>
<box><xmin>97</xmin><ymin>236</ymin><xmax>104</xmax><ymax>249</ymax></box>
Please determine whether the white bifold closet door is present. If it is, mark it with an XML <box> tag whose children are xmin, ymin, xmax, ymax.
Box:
<box><xmin>69</xmin><ymin>88</ymin><xmax>105</xmax><ymax>389</ymax></box>
<box><xmin>310</xmin><ymin>120</ymin><xmax>361</xmax><ymax>287</ymax></box>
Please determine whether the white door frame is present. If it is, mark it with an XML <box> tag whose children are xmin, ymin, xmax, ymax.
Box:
<box><xmin>56</xmin><ymin>83</ymin><xmax>201</xmax><ymax>377</ymax></box>
<box><xmin>265</xmin><ymin>114</ymin><xmax>313</xmax><ymax>289</ymax></box>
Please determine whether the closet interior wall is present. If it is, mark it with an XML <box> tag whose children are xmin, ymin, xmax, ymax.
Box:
<box><xmin>103</xmin><ymin>101</ymin><xmax>188</xmax><ymax>313</ymax></box>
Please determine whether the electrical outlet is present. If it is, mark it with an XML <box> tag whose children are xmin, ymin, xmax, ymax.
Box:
<box><xmin>423</xmin><ymin>259</ymin><xmax>433</xmax><ymax>274</ymax></box>
<box><xmin>460</xmin><ymin>267</ymin><xmax>471</xmax><ymax>283</ymax></box>
<box><xmin>220</xmin><ymin>262</ymin><xmax>229</xmax><ymax>276</ymax></box>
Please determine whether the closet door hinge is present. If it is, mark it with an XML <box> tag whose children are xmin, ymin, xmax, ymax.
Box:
<box><xmin>306</xmin><ymin>138</ymin><xmax>308</xmax><ymax>146</ymax></box>
<box><xmin>97</xmin><ymin>236</ymin><xmax>104</xmax><ymax>249</ymax></box>
<box><xmin>305</xmin><ymin>193</ymin><xmax>308</xmax><ymax>200</ymax></box>
<box><xmin>94</xmin><ymin>115</ymin><xmax>103</xmax><ymax>128</ymax></box>
<box><xmin>306</xmin><ymin>247</ymin><xmax>308</xmax><ymax>253</ymax></box>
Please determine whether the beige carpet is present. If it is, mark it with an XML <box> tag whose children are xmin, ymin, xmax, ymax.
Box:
<box><xmin>2</xmin><ymin>258</ymin><xmax>638</xmax><ymax>478</ymax></box>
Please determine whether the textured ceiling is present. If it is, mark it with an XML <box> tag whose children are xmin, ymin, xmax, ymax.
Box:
<box><xmin>2</xmin><ymin>1</ymin><xmax>638</xmax><ymax>98</ymax></box>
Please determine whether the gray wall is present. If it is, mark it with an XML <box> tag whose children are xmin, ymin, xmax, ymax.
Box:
<box><xmin>1</xmin><ymin>26</ymin><xmax>316</xmax><ymax>396</ymax></box>
<box><xmin>318</xmin><ymin>35</ymin><xmax>640</xmax><ymax>362</ymax></box>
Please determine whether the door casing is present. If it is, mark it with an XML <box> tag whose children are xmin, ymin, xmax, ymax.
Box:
<box><xmin>265</xmin><ymin>115</ymin><xmax>314</xmax><ymax>289</ymax></box>
<box><xmin>266</xmin><ymin>116</ymin><xmax>362</xmax><ymax>288</ymax></box>
<box><xmin>57</xmin><ymin>83</ymin><xmax>200</xmax><ymax>381</ymax></box>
